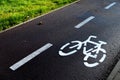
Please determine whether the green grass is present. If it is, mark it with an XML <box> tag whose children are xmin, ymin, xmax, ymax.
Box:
<box><xmin>0</xmin><ymin>0</ymin><xmax>77</xmax><ymax>31</ymax></box>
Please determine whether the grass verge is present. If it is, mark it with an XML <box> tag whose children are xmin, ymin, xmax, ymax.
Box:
<box><xmin>0</xmin><ymin>0</ymin><xmax>77</xmax><ymax>31</ymax></box>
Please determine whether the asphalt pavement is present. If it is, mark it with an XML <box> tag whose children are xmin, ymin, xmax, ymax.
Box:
<box><xmin>0</xmin><ymin>0</ymin><xmax>120</xmax><ymax>80</ymax></box>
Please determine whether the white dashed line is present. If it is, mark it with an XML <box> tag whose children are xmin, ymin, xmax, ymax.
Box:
<box><xmin>105</xmin><ymin>2</ymin><xmax>116</xmax><ymax>9</ymax></box>
<box><xmin>10</xmin><ymin>43</ymin><xmax>53</xmax><ymax>71</ymax></box>
<box><xmin>75</xmin><ymin>16</ymin><xmax>95</xmax><ymax>28</ymax></box>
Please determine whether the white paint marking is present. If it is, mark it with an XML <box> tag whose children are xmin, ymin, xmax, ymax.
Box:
<box><xmin>75</xmin><ymin>16</ymin><xmax>95</xmax><ymax>28</ymax></box>
<box><xmin>59</xmin><ymin>50</ymin><xmax>77</xmax><ymax>56</ymax></box>
<box><xmin>60</xmin><ymin>43</ymin><xmax>70</xmax><ymax>50</ymax></box>
<box><xmin>105</xmin><ymin>2</ymin><xmax>116</xmax><ymax>9</ymax></box>
<box><xmin>84</xmin><ymin>62</ymin><xmax>99</xmax><ymax>67</ymax></box>
<box><xmin>99</xmin><ymin>54</ymin><xmax>106</xmax><ymax>63</ymax></box>
<box><xmin>10</xmin><ymin>43</ymin><xmax>53</xmax><ymax>71</ymax></box>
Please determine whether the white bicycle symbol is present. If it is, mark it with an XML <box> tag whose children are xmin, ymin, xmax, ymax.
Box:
<box><xmin>59</xmin><ymin>35</ymin><xmax>107</xmax><ymax>67</ymax></box>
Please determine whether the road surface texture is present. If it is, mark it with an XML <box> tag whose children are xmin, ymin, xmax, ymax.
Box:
<box><xmin>0</xmin><ymin>0</ymin><xmax>120</xmax><ymax>80</ymax></box>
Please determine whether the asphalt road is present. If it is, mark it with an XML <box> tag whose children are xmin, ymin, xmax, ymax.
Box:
<box><xmin>0</xmin><ymin>0</ymin><xmax>120</xmax><ymax>80</ymax></box>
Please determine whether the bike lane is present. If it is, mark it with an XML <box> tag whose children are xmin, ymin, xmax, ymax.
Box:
<box><xmin>0</xmin><ymin>0</ymin><xmax>120</xmax><ymax>80</ymax></box>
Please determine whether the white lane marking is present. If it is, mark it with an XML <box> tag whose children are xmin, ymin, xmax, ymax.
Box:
<box><xmin>10</xmin><ymin>43</ymin><xmax>53</xmax><ymax>71</ymax></box>
<box><xmin>75</xmin><ymin>16</ymin><xmax>95</xmax><ymax>28</ymax></box>
<box><xmin>105</xmin><ymin>2</ymin><xmax>116</xmax><ymax>9</ymax></box>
